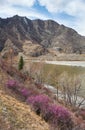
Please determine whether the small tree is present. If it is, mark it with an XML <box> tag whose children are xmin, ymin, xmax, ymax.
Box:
<box><xmin>18</xmin><ymin>56</ymin><xmax>24</xmax><ymax>70</ymax></box>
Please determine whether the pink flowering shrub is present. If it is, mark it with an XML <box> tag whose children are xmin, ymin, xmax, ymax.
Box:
<box><xmin>5</xmin><ymin>80</ymin><xmax>74</xmax><ymax>130</ymax></box>
<box><xmin>27</xmin><ymin>94</ymin><xmax>73</xmax><ymax>129</ymax></box>
<box><xmin>6</xmin><ymin>80</ymin><xmax>19</xmax><ymax>89</ymax></box>
<box><xmin>20</xmin><ymin>88</ymin><xmax>30</xmax><ymax>98</ymax></box>
<box><xmin>26</xmin><ymin>94</ymin><xmax>51</xmax><ymax>115</ymax></box>
<box><xmin>20</xmin><ymin>88</ymin><xmax>39</xmax><ymax>99</ymax></box>
<box><xmin>21</xmin><ymin>88</ymin><xmax>36</xmax><ymax>98</ymax></box>
<box><xmin>44</xmin><ymin>104</ymin><xmax>73</xmax><ymax>130</ymax></box>
<box><xmin>6</xmin><ymin>80</ymin><xmax>39</xmax><ymax>98</ymax></box>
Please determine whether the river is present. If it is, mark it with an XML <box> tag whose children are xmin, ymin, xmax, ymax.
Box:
<box><xmin>44</xmin><ymin>61</ymin><xmax>85</xmax><ymax>67</ymax></box>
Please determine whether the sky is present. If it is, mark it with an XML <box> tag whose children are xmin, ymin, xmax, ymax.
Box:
<box><xmin>0</xmin><ymin>0</ymin><xmax>85</xmax><ymax>36</ymax></box>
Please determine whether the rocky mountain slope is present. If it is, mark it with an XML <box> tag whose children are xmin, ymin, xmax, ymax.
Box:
<box><xmin>0</xmin><ymin>15</ymin><xmax>85</xmax><ymax>57</ymax></box>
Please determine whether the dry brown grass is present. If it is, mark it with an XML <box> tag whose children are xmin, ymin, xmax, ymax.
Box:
<box><xmin>0</xmin><ymin>90</ymin><xmax>49</xmax><ymax>130</ymax></box>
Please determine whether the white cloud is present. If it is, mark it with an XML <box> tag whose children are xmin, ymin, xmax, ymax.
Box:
<box><xmin>0</xmin><ymin>0</ymin><xmax>50</xmax><ymax>19</ymax></box>
<box><xmin>38</xmin><ymin>0</ymin><xmax>85</xmax><ymax>15</ymax></box>
<box><xmin>64</xmin><ymin>0</ymin><xmax>85</xmax><ymax>16</ymax></box>
<box><xmin>37</xmin><ymin>0</ymin><xmax>85</xmax><ymax>35</ymax></box>
<box><xmin>0</xmin><ymin>4</ymin><xmax>50</xmax><ymax>20</ymax></box>
<box><xmin>38</xmin><ymin>0</ymin><xmax>65</xmax><ymax>13</ymax></box>
<box><xmin>9</xmin><ymin>0</ymin><xmax>35</xmax><ymax>7</ymax></box>
<box><xmin>74</xmin><ymin>16</ymin><xmax>85</xmax><ymax>36</ymax></box>
<box><xmin>0</xmin><ymin>0</ymin><xmax>36</xmax><ymax>7</ymax></box>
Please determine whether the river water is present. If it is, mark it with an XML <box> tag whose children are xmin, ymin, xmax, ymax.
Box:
<box><xmin>45</xmin><ymin>61</ymin><xmax>85</xmax><ymax>67</ymax></box>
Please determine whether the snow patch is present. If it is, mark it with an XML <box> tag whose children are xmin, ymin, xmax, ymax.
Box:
<box><xmin>23</xmin><ymin>17</ymin><xmax>28</xmax><ymax>25</ymax></box>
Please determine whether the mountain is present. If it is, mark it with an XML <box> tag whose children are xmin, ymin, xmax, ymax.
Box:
<box><xmin>0</xmin><ymin>15</ymin><xmax>85</xmax><ymax>57</ymax></box>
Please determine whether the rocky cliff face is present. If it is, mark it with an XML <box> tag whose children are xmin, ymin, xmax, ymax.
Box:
<box><xmin>0</xmin><ymin>15</ymin><xmax>85</xmax><ymax>56</ymax></box>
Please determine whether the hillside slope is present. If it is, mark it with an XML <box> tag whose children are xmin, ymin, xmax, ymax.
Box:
<box><xmin>0</xmin><ymin>60</ymin><xmax>49</xmax><ymax>130</ymax></box>
<box><xmin>0</xmin><ymin>90</ymin><xmax>49</xmax><ymax>130</ymax></box>
<box><xmin>0</xmin><ymin>58</ymin><xmax>85</xmax><ymax>130</ymax></box>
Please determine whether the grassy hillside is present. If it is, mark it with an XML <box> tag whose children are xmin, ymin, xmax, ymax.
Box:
<box><xmin>0</xmin><ymin>90</ymin><xmax>49</xmax><ymax>130</ymax></box>
<box><xmin>0</xmin><ymin>59</ymin><xmax>49</xmax><ymax>130</ymax></box>
<box><xmin>0</xmin><ymin>57</ymin><xmax>85</xmax><ymax>130</ymax></box>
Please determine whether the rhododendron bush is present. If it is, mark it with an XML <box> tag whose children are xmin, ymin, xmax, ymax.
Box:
<box><xmin>44</xmin><ymin>104</ymin><xmax>73</xmax><ymax>129</ymax></box>
<box><xmin>6</xmin><ymin>80</ymin><xmax>19</xmax><ymax>89</ymax></box>
<box><xmin>20</xmin><ymin>88</ymin><xmax>38</xmax><ymax>98</ymax></box>
<box><xmin>27</xmin><ymin>94</ymin><xmax>73</xmax><ymax>129</ymax></box>
<box><xmin>20</xmin><ymin>88</ymin><xmax>31</xmax><ymax>98</ymax></box>
<box><xmin>27</xmin><ymin>94</ymin><xmax>51</xmax><ymax>115</ymax></box>
<box><xmin>5</xmin><ymin>80</ymin><xmax>74</xmax><ymax>130</ymax></box>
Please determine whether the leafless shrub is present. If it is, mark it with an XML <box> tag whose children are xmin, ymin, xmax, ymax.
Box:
<box><xmin>27</xmin><ymin>61</ymin><xmax>45</xmax><ymax>84</ymax></box>
<box><xmin>58</xmin><ymin>72</ymin><xmax>85</xmax><ymax>109</ymax></box>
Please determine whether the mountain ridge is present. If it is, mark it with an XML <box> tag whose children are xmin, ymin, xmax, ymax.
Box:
<box><xmin>0</xmin><ymin>15</ymin><xmax>85</xmax><ymax>57</ymax></box>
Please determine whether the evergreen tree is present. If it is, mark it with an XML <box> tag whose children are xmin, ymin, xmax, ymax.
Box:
<box><xmin>18</xmin><ymin>56</ymin><xmax>24</xmax><ymax>70</ymax></box>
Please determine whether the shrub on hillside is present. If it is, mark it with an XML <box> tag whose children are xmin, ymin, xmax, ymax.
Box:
<box><xmin>44</xmin><ymin>104</ymin><xmax>73</xmax><ymax>130</ymax></box>
<box><xmin>20</xmin><ymin>88</ymin><xmax>38</xmax><ymax>99</ymax></box>
<box><xmin>5</xmin><ymin>79</ymin><xmax>74</xmax><ymax>130</ymax></box>
<box><xmin>27</xmin><ymin>94</ymin><xmax>73</xmax><ymax>130</ymax></box>
<box><xmin>26</xmin><ymin>94</ymin><xmax>51</xmax><ymax>115</ymax></box>
<box><xmin>20</xmin><ymin>88</ymin><xmax>30</xmax><ymax>98</ymax></box>
<box><xmin>6</xmin><ymin>80</ymin><xmax>19</xmax><ymax>89</ymax></box>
